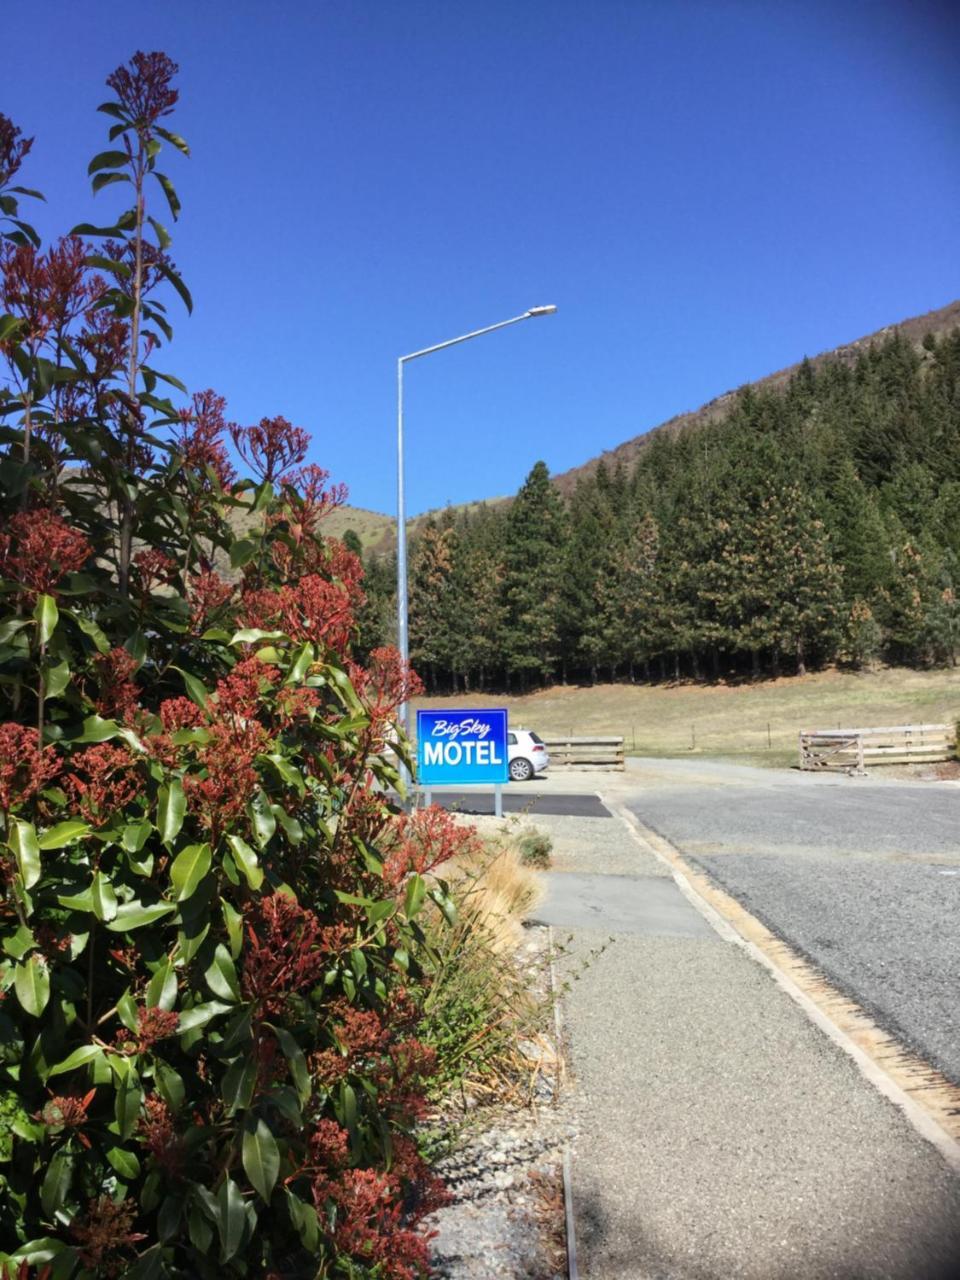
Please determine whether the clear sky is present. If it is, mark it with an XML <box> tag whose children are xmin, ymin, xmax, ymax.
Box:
<box><xmin>6</xmin><ymin>2</ymin><xmax>960</xmax><ymax>515</ymax></box>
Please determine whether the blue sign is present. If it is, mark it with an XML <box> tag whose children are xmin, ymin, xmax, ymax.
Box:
<box><xmin>416</xmin><ymin>709</ymin><xmax>509</xmax><ymax>786</ymax></box>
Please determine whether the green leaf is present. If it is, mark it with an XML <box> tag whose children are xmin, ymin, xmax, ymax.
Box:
<box><xmin>226</xmin><ymin>834</ymin><xmax>264</xmax><ymax>890</ymax></box>
<box><xmin>285</xmin><ymin>1191</ymin><xmax>320</xmax><ymax>1251</ymax></box>
<box><xmin>205</xmin><ymin>944</ymin><xmax>241</xmax><ymax>1002</ymax></box>
<box><xmin>222</xmin><ymin>899</ymin><xmax>243</xmax><ymax>958</ymax></box>
<box><xmin>68</xmin><ymin>611</ymin><xmax>110</xmax><ymax>653</ymax></box>
<box><xmin>404</xmin><ymin>873</ymin><xmax>426</xmax><ymax>919</ymax></box>
<box><xmin>37</xmin><ymin>819</ymin><xmax>89</xmax><ymax>851</ymax></box>
<box><xmin>285</xmin><ymin>642</ymin><xmax>315</xmax><ymax>685</ymax></box>
<box><xmin>9</xmin><ymin>818</ymin><xmax>41</xmax><ymax>888</ymax></box>
<box><xmin>229</xmin><ymin>538</ymin><xmax>258</xmax><ymax>570</ymax></box>
<box><xmin>117</xmin><ymin>988</ymin><xmax>139</xmax><ymax>1031</ymax></box>
<box><xmin>74</xmin><ymin>714</ymin><xmax>120</xmax><ymax>743</ymax></box>
<box><xmin>248</xmin><ymin>789</ymin><xmax>276</xmax><ymax>849</ymax></box>
<box><xmin>3</xmin><ymin>923</ymin><xmax>36</xmax><ymax>960</ymax></box>
<box><xmin>147</xmin><ymin>216</ymin><xmax>172</xmax><ymax>250</ymax></box>
<box><xmin>221</xmin><ymin>1054</ymin><xmax>257</xmax><ymax>1114</ymax></box>
<box><xmin>34</xmin><ymin>594</ymin><xmax>58</xmax><ymax>645</ymax></box>
<box><xmin>171</xmin><ymin>665</ymin><xmax>209</xmax><ymax>709</ymax></box>
<box><xmin>88</xmin><ymin>148</ymin><xmax>130</xmax><ymax>174</ymax></box>
<box><xmin>91</xmin><ymin>870</ymin><xmax>118</xmax><ymax>922</ymax></box>
<box><xmin>43</xmin><ymin>658</ymin><xmax>71</xmax><ymax>699</ymax></box>
<box><xmin>158</xmin><ymin>778</ymin><xmax>187</xmax><ymax>845</ymax></box>
<box><xmin>106</xmin><ymin>900</ymin><xmax>176</xmax><ymax>931</ymax></box>
<box><xmin>273</xmin><ymin>1026</ymin><xmax>310</xmax><ymax>1104</ymax></box>
<box><xmin>216</xmin><ymin>1176</ymin><xmax>247</xmax><ymax>1262</ymax></box>
<box><xmin>177</xmin><ymin>1001</ymin><xmax>232</xmax><ymax>1033</ymax></box>
<box><xmin>229</xmin><ymin>628</ymin><xmax>285</xmax><ymax>645</ymax></box>
<box><xmin>157</xmin><ymin>126</ymin><xmax>191</xmax><ymax>156</ymax></box>
<box><xmin>40</xmin><ymin>1148</ymin><xmax>73</xmax><ymax>1217</ymax></box>
<box><xmin>122</xmin><ymin>820</ymin><xmax>152</xmax><ymax>853</ymax></box>
<box><xmin>153</xmin><ymin>171</ymin><xmax>182</xmax><ymax>220</ymax></box>
<box><xmin>157</xmin><ymin>255</ymin><xmax>192</xmax><ymax>312</ymax></box>
<box><xmin>47</xmin><ymin>1043</ymin><xmax>103</xmax><ymax>1078</ymax></box>
<box><xmin>114</xmin><ymin>1078</ymin><xmax>142</xmax><ymax>1140</ymax></box>
<box><xmin>14</xmin><ymin>955</ymin><xmax>49</xmax><ymax>1015</ymax></box>
<box><xmin>170</xmin><ymin>842</ymin><xmax>211</xmax><ymax>901</ymax></box>
<box><xmin>147</xmin><ymin>957</ymin><xmax>177</xmax><ymax>1010</ymax></box>
<box><xmin>92</xmin><ymin>171</ymin><xmax>130</xmax><ymax>193</ymax></box>
<box><xmin>106</xmin><ymin>1145</ymin><xmax>141</xmax><ymax>1180</ymax></box>
<box><xmin>242</xmin><ymin>1117</ymin><xmax>279</xmax><ymax>1203</ymax></box>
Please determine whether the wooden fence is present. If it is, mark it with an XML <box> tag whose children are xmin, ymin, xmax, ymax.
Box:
<box><xmin>798</xmin><ymin>723</ymin><xmax>956</xmax><ymax>773</ymax></box>
<box><xmin>543</xmin><ymin>736</ymin><xmax>625</xmax><ymax>770</ymax></box>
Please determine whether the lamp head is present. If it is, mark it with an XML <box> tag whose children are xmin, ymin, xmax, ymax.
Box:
<box><xmin>525</xmin><ymin>305</ymin><xmax>557</xmax><ymax>317</ymax></box>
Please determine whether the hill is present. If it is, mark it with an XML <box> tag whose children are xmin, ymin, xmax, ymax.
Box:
<box><xmin>335</xmin><ymin>297</ymin><xmax>960</xmax><ymax>541</ymax></box>
<box><xmin>551</xmin><ymin>298</ymin><xmax>960</xmax><ymax>497</ymax></box>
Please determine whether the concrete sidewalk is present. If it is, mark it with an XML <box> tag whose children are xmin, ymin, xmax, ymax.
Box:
<box><xmin>536</xmin><ymin>806</ymin><xmax>960</xmax><ymax>1279</ymax></box>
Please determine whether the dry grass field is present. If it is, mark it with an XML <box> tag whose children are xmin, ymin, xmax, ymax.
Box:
<box><xmin>414</xmin><ymin>667</ymin><xmax>960</xmax><ymax>767</ymax></box>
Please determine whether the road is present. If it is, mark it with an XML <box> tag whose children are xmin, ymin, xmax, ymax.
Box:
<box><xmin>624</xmin><ymin>763</ymin><xmax>960</xmax><ymax>1085</ymax></box>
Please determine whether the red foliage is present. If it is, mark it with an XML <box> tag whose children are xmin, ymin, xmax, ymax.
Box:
<box><xmin>70</xmin><ymin>1196</ymin><xmax>146</xmax><ymax>1278</ymax></box>
<box><xmin>139</xmin><ymin>1094</ymin><xmax>184</xmax><ymax>1177</ymax></box>
<box><xmin>383</xmin><ymin>804</ymin><xmax>477</xmax><ymax>888</ymax></box>
<box><xmin>241</xmin><ymin>894</ymin><xmax>329</xmax><ymax>1016</ymax></box>
<box><xmin>279</xmin><ymin>574</ymin><xmax>356</xmax><ymax>651</ymax></box>
<box><xmin>136</xmin><ymin>1005</ymin><xmax>180</xmax><ymax>1048</ymax></box>
<box><xmin>38</xmin><ymin>1088</ymin><xmax>96</xmax><ymax>1136</ymax></box>
<box><xmin>0</xmin><ymin>112</ymin><xmax>33</xmax><ymax>187</ymax></box>
<box><xmin>106</xmin><ymin>51</ymin><xmax>179</xmax><ymax>127</ymax></box>
<box><xmin>173</xmin><ymin>389</ymin><xmax>236</xmax><ymax>492</ymax></box>
<box><xmin>0</xmin><ymin>724</ymin><xmax>62</xmax><ymax>812</ymax></box>
<box><xmin>92</xmin><ymin>647</ymin><xmax>140</xmax><ymax>722</ymax></box>
<box><xmin>158</xmin><ymin>696</ymin><xmax>205</xmax><ymax>732</ymax></box>
<box><xmin>186</xmin><ymin>568</ymin><xmax>234</xmax><ymax>634</ymax></box>
<box><xmin>183</xmin><ymin>721</ymin><xmax>264</xmax><ymax>840</ymax></box>
<box><xmin>132</xmin><ymin>548</ymin><xmax>177</xmax><ymax>600</ymax></box>
<box><xmin>324</xmin><ymin>1168</ymin><xmax>433</xmax><ymax>1280</ymax></box>
<box><xmin>64</xmin><ymin>744</ymin><xmax>142</xmax><ymax>826</ymax></box>
<box><xmin>0</xmin><ymin>508</ymin><xmax>91</xmax><ymax>602</ymax></box>
<box><xmin>230</xmin><ymin>415</ymin><xmax>310</xmax><ymax>483</ymax></box>
<box><xmin>213</xmin><ymin>656</ymin><xmax>279</xmax><ymax>722</ymax></box>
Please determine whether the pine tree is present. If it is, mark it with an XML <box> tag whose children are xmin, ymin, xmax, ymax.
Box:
<box><xmin>502</xmin><ymin>461</ymin><xmax>566</xmax><ymax>686</ymax></box>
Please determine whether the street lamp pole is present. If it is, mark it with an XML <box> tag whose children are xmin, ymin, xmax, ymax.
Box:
<box><xmin>395</xmin><ymin>306</ymin><xmax>557</xmax><ymax>776</ymax></box>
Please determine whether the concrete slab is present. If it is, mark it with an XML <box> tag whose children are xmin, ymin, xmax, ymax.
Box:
<box><xmin>532</xmin><ymin>871</ymin><xmax>714</xmax><ymax>937</ymax></box>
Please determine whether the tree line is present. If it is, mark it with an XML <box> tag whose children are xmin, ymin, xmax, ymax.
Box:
<box><xmin>355</xmin><ymin>326</ymin><xmax>960</xmax><ymax>690</ymax></box>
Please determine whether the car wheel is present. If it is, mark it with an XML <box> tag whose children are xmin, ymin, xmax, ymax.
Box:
<box><xmin>510</xmin><ymin>757</ymin><xmax>534</xmax><ymax>782</ymax></box>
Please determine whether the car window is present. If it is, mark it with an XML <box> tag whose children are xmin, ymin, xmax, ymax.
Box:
<box><xmin>507</xmin><ymin>733</ymin><xmax>517</xmax><ymax>745</ymax></box>
<box><xmin>529</xmin><ymin>732</ymin><xmax>544</xmax><ymax>745</ymax></box>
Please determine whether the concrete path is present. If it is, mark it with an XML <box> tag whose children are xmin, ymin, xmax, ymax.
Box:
<box><xmin>536</xmin><ymin>802</ymin><xmax>960</xmax><ymax>1279</ymax></box>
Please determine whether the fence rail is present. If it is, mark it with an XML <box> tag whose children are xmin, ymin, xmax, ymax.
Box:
<box><xmin>799</xmin><ymin>723</ymin><xmax>956</xmax><ymax>773</ymax></box>
<box><xmin>544</xmin><ymin>736</ymin><xmax>625</xmax><ymax>771</ymax></box>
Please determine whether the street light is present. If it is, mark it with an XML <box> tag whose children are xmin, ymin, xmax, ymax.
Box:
<box><xmin>395</xmin><ymin>306</ymin><xmax>557</xmax><ymax>758</ymax></box>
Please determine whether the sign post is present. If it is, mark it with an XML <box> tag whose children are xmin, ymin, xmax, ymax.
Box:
<box><xmin>416</xmin><ymin>709</ymin><xmax>509</xmax><ymax>816</ymax></box>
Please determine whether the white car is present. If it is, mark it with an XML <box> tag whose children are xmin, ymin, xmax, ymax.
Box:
<box><xmin>507</xmin><ymin>728</ymin><xmax>549</xmax><ymax>781</ymax></box>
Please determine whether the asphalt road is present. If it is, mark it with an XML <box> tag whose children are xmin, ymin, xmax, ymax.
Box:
<box><xmin>426</xmin><ymin>790</ymin><xmax>611</xmax><ymax>818</ymax></box>
<box><xmin>629</xmin><ymin>775</ymin><xmax>960</xmax><ymax>1085</ymax></box>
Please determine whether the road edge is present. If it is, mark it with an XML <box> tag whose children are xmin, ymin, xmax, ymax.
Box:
<box><xmin>605</xmin><ymin>796</ymin><xmax>960</xmax><ymax>1175</ymax></box>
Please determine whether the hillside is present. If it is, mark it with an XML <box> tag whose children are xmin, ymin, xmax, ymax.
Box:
<box><xmin>551</xmin><ymin>298</ymin><xmax>960</xmax><ymax>497</ymax></box>
<box><xmin>337</xmin><ymin>297</ymin><xmax>960</xmax><ymax>541</ymax></box>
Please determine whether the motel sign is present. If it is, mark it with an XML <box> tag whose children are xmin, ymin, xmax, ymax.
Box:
<box><xmin>416</xmin><ymin>709</ymin><xmax>509</xmax><ymax>786</ymax></box>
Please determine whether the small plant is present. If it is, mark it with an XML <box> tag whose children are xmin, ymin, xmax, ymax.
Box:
<box><xmin>516</xmin><ymin>826</ymin><xmax>552</xmax><ymax>869</ymax></box>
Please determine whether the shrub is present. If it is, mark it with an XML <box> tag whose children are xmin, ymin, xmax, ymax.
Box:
<box><xmin>0</xmin><ymin>54</ymin><xmax>464</xmax><ymax>1279</ymax></box>
<box><xmin>515</xmin><ymin>827</ymin><xmax>553</xmax><ymax>869</ymax></box>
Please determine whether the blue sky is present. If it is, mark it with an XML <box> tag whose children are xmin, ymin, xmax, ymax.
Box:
<box><xmin>6</xmin><ymin>2</ymin><xmax>959</xmax><ymax>515</ymax></box>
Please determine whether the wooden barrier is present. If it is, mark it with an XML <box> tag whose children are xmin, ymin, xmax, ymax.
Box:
<box><xmin>799</xmin><ymin>723</ymin><xmax>956</xmax><ymax>773</ymax></box>
<box><xmin>543</xmin><ymin>736</ymin><xmax>625</xmax><ymax>771</ymax></box>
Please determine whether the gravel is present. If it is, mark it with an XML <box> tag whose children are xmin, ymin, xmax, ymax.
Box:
<box><xmin>426</xmin><ymin>1105</ymin><xmax>573</xmax><ymax>1279</ymax></box>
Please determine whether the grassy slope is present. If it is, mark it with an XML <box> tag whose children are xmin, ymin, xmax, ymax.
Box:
<box><xmin>414</xmin><ymin>667</ymin><xmax>960</xmax><ymax>767</ymax></box>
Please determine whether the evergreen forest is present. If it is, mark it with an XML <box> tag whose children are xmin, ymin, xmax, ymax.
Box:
<box><xmin>357</xmin><ymin>326</ymin><xmax>960</xmax><ymax>690</ymax></box>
